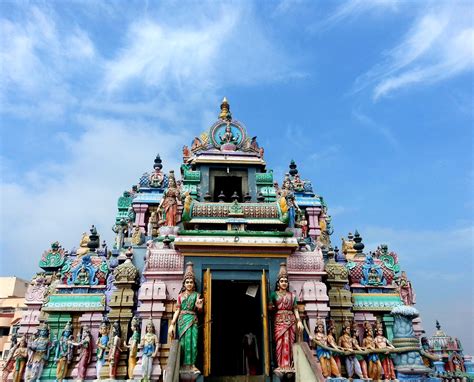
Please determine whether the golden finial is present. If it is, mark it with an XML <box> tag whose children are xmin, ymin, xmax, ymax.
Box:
<box><xmin>219</xmin><ymin>97</ymin><xmax>232</xmax><ymax>121</ymax></box>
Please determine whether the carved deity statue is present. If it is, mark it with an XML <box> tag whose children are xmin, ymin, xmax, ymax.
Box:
<box><xmin>398</xmin><ymin>271</ymin><xmax>416</xmax><ymax>306</ymax></box>
<box><xmin>12</xmin><ymin>337</ymin><xmax>28</xmax><ymax>382</ymax></box>
<box><xmin>219</xmin><ymin>123</ymin><xmax>239</xmax><ymax>144</ymax></box>
<box><xmin>362</xmin><ymin>321</ymin><xmax>382</xmax><ymax>381</ymax></box>
<box><xmin>76</xmin><ymin>232</ymin><xmax>90</xmax><ymax>257</ymax></box>
<box><xmin>70</xmin><ymin>325</ymin><xmax>92</xmax><ymax>382</ymax></box>
<box><xmin>352</xmin><ymin>326</ymin><xmax>369</xmax><ymax>379</ymax></box>
<box><xmin>168</xmin><ymin>262</ymin><xmax>203</xmax><ymax>374</ymax></box>
<box><xmin>182</xmin><ymin>145</ymin><xmax>191</xmax><ymax>159</ymax></box>
<box><xmin>95</xmin><ymin>320</ymin><xmax>110</xmax><ymax>380</ymax></box>
<box><xmin>269</xmin><ymin>263</ymin><xmax>304</xmax><ymax>373</ymax></box>
<box><xmin>374</xmin><ymin>321</ymin><xmax>396</xmax><ymax>380</ymax></box>
<box><xmin>338</xmin><ymin>322</ymin><xmax>364</xmax><ymax>379</ymax></box>
<box><xmin>74</xmin><ymin>266</ymin><xmax>89</xmax><ymax>285</ymax></box>
<box><xmin>25</xmin><ymin>323</ymin><xmax>54</xmax><ymax>382</ymax></box>
<box><xmin>131</xmin><ymin>225</ymin><xmax>143</xmax><ymax>245</ymax></box>
<box><xmin>279</xmin><ymin>175</ymin><xmax>300</xmax><ymax>229</ymax></box>
<box><xmin>310</xmin><ymin>320</ymin><xmax>341</xmax><ymax>378</ymax></box>
<box><xmin>149</xmin><ymin>168</ymin><xmax>164</xmax><ymax>188</ymax></box>
<box><xmin>292</xmin><ymin>174</ymin><xmax>304</xmax><ymax>192</ymax></box>
<box><xmin>361</xmin><ymin>254</ymin><xmax>386</xmax><ymax>286</ymax></box>
<box><xmin>140</xmin><ymin>320</ymin><xmax>159</xmax><ymax>382</ymax></box>
<box><xmin>2</xmin><ymin>333</ymin><xmax>19</xmax><ymax>382</ymax></box>
<box><xmin>54</xmin><ymin>321</ymin><xmax>73</xmax><ymax>382</ymax></box>
<box><xmin>158</xmin><ymin>171</ymin><xmax>181</xmax><ymax>227</ymax></box>
<box><xmin>125</xmin><ymin>317</ymin><xmax>140</xmax><ymax>379</ymax></box>
<box><xmin>108</xmin><ymin>321</ymin><xmax>123</xmax><ymax>379</ymax></box>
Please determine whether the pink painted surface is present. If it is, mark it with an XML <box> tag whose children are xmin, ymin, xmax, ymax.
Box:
<box><xmin>306</xmin><ymin>206</ymin><xmax>321</xmax><ymax>239</ymax></box>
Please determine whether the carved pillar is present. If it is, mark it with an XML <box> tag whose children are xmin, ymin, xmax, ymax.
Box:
<box><xmin>134</xmin><ymin>242</ymin><xmax>184</xmax><ymax>380</ymax></box>
<box><xmin>103</xmin><ymin>251</ymin><xmax>139</xmax><ymax>379</ymax></box>
<box><xmin>288</xmin><ymin>246</ymin><xmax>329</xmax><ymax>334</ymax></box>
<box><xmin>306</xmin><ymin>206</ymin><xmax>321</xmax><ymax>240</ymax></box>
<box><xmin>324</xmin><ymin>248</ymin><xmax>353</xmax><ymax>336</ymax></box>
<box><xmin>17</xmin><ymin>280</ymin><xmax>48</xmax><ymax>337</ymax></box>
<box><xmin>133</xmin><ymin>204</ymin><xmax>148</xmax><ymax>233</ymax></box>
<box><xmin>134</xmin><ymin>280</ymin><xmax>166</xmax><ymax>379</ymax></box>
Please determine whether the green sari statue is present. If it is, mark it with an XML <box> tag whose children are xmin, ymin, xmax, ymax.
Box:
<box><xmin>169</xmin><ymin>262</ymin><xmax>203</xmax><ymax>374</ymax></box>
<box><xmin>177</xmin><ymin>291</ymin><xmax>199</xmax><ymax>366</ymax></box>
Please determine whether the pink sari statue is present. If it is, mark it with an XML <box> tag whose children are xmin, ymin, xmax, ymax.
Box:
<box><xmin>269</xmin><ymin>263</ymin><xmax>303</xmax><ymax>372</ymax></box>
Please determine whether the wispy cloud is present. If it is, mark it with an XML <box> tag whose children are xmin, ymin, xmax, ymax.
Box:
<box><xmin>315</xmin><ymin>0</ymin><xmax>399</xmax><ymax>31</ymax></box>
<box><xmin>352</xmin><ymin>110</ymin><xmax>399</xmax><ymax>148</ymax></box>
<box><xmin>103</xmin><ymin>4</ymin><xmax>293</xmax><ymax>96</ymax></box>
<box><xmin>354</xmin><ymin>3</ymin><xmax>474</xmax><ymax>100</ymax></box>
<box><xmin>309</xmin><ymin>144</ymin><xmax>341</xmax><ymax>162</ymax></box>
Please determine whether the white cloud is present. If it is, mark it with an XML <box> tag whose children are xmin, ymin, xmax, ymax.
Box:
<box><xmin>0</xmin><ymin>6</ymin><xmax>96</xmax><ymax>118</ymax></box>
<box><xmin>103</xmin><ymin>4</ymin><xmax>292</xmax><ymax>96</ymax></box>
<box><xmin>354</xmin><ymin>3</ymin><xmax>474</xmax><ymax>100</ymax></box>
<box><xmin>0</xmin><ymin>116</ymin><xmax>184</xmax><ymax>278</ymax></box>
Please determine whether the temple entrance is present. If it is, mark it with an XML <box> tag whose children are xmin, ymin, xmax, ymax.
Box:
<box><xmin>211</xmin><ymin>280</ymin><xmax>263</xmax><ymax>376</ymax></box>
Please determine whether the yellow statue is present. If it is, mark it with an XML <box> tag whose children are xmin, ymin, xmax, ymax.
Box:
<box><xmin>76</xmin><ymin>233</ymin><xmax>90</xmax><ymax>257</ymax></box>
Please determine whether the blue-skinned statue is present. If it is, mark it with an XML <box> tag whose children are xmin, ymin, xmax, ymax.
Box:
<box><xmin>54</xmin><ymin>321</ymin><xmax>73</xmax><ymax>382</ymax></box>
<box><xmin>25</xmin><ymin>323</ymin><xmax>54</xmax><ymax>382</ymax></box>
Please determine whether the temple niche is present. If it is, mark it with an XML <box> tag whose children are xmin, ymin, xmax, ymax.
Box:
<box><xmin>9</xmin><ymin>98</ymin><xmax>473</xmax><ymax>382</ymax></box>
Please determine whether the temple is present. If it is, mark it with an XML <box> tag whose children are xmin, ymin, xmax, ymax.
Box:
<box><xmin>6</xmin><ymin>99</ymin><xmax>473</xmax><ymax>382</ymax></box>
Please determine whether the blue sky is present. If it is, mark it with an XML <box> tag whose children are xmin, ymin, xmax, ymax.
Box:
<box><xmin>0</xmin><ymin>1</ymin><xmax>473</xmax><ymax>353</ymax></box>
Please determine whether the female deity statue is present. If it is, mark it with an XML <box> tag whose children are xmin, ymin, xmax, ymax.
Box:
<box><xmin>279</xmin><ymin>176</ymin><xmax>301</xmax><ymax>229</ymax></box>
<box><xmin>158</xmin><ymin>171</ymin><xmax>181</xmax><ymax>227</ymax></box>
<box><xmin>269</xmin><ymin>263</ymin><xmax>303</xmax><ymax>372</ymax></box>
<box><xmin>124</xmin><ymin>317</ymin><xmax>140</xmax><ymax>379</ymax></box>
<box><xmin>26</xmin><ymin>323</ymin><xmax>54</xmax><ymax>382</ymax></box>
<box><xmin>2</xmin><ymin>334</ymin><xmax>19</xmax><ymax>382</ymax></box>
<box><xmin>374</xmin><ymin>321</ymin><xmax>396</xmax><ymax>380</ymax></box>
<box><xmin>398</xmin><ymin>271</ymin><xmax>415</xmax><ymax>306</ymax></box>
<box><xmin>338</xmin><ymin>321</ymin><xmax>364</xmax><ymax>379</ymax></box>
<box><xmin>70</xmin><ymin>325</ymin><xmax>92</xmax><ymax>382</ymax></box>
<box><xmin>362</xmin><ymin>321</ymin><xmax>382</xmax><ymax>381</ymax></box>
<box><xmin>108</xmin><ymin>321</ymin><xmax>123</xmax><ymax>379</ymax></box>
<box><xmin>310</xmin><ymin>320</ymin><xmax>341</xmax><ymax>378</ymax></box>
<box><xmin>140</xmin><ymin>320</ymin><xmax>159</xmax><ymax>382</ymax></box>
<box><xmin>12</xmin><ymin>337</ymin><xmax>28</xmax><ymax>382</ymax></box>
<box><xmin>95</xmin><ymin>320</ymin><xmax>110</xmax><ymax>380</ymax></box>
<box><xmin>54</xmin><ymin>321</ymin><xmax>74</xmax><ymax>382</ymax></box>
<box><xmin>219</xmin><ymin>124</ymin><xmax>239</xmax><ymax>144</ymax></box>
<box><xmin>168</xmin><ymin>262</ymin><xmax>203</xmax><ymax>373</ymax></box>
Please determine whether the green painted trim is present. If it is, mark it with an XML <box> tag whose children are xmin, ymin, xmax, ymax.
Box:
<box><xmin>43</xmin><ymin>294</ymin><xmax>105</xmax><ymax>311</ymax></box>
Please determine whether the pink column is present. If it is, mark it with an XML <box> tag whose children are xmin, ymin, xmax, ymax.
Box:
<box><xmin>133</xmin><ymin>204</ymin><xmax>148</xmax><ymax>233</ymax></box>
<box><xmin>134</xmin><ymin>280</ymin><xmax>167</xmax><ymax>379</ymax></box>
<box><xmin>306</xmin><ymin>206</ymin><xmax>321</xmax><ymax>240</ymax></box>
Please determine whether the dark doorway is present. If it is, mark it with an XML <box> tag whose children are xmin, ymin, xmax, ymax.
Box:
<box><xmin>211</xmin><ymin>280</ymin><xmax>263</xmax><ymax>376</ymax></box>
<box><xmin>213</xmin><ymin>176</ymin><xmax>242</xmax><ymax>202</ymax></box>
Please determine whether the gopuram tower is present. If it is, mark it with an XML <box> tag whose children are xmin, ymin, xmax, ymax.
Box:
<box><xmin>10</xmin><ymin>99</ymin><xmax>472</xmax><ymax>382</ymax></box>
